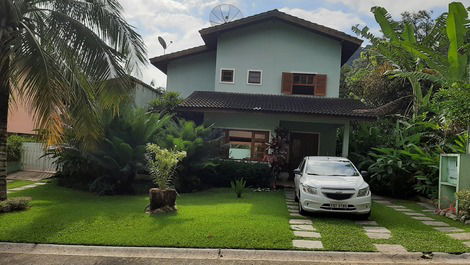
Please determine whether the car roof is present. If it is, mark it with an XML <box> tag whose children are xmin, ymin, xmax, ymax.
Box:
<box><xmin>305</xmin><ymin>156</ymin><xmax>351</xmax><ymax>162</ymax></box>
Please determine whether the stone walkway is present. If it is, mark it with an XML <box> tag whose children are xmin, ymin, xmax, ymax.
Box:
<box><xmin>284</xmin><ymin>190</ymin><xmax>323</xmax><ymax>250</ymax></box>
<box><xmin>373</xmin><ymin>195</ymin><xmax>470</xmax><ymax>248</ymax></box>
<box><xmin>7</xmin><ymin>182</ymin><xmax>47</xmax><ymax>193</ymax></box>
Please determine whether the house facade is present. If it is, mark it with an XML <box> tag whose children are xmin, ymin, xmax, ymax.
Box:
<box><xmin>150</xmin><ymin>10</ymin><xmax>374</xmax><ymax>168</ymax></box>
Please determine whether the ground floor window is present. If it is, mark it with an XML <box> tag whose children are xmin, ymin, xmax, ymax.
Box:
<box><xmin>224</xmin><ymin>129</ymin><xmax>269</xmax><ymax>161</ymax></box>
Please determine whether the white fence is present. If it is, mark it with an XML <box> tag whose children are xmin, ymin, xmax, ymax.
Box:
<box><xmin>21</xmin><ymin>142</ymin><xmax>57</xmax><ymax>173</ymax></box>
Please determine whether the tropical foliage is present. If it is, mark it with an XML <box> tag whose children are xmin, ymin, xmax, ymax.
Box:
<box><xmin>145</xmin><ymin>144</ymin><xmax>186</xmax><ymax>190</ymax></box>
<box><xmin>0</xmin><ymin>0</ymin><xmax>146</xmax><ymax>200</ymax></box>
<box><xmin>348</xmin><ymin>2</ymin><xmax>470</xmax><ymax>199</ymax></box>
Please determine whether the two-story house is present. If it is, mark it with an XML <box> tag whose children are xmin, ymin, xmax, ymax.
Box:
<box><xmin>150</xmin><ymin>9</ymin><xmax>374</xmax><ymax>169</ymax></box>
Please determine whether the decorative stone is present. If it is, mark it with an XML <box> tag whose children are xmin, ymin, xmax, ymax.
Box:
<box><xmin>395</xmin><ymin>208</ymin><xmax>413</xmax><ymax>212</ymax></box>
<box><xmin>364</xmin><ymin>227</ymin><xmax>391</xmax><ymax>233</ymax></box>
<box><xmin>434</xmin><ymin>227</ymin><xmax>465</xmax><ymax>233</ymax></box>
<box><xmin>356</xmin><ymin>220</ymin><xmax>378</xmax><ymax>226</ymax></box>
<box><xmin>293</xmin><ymin>231</ymin><xmax>321</xmax><ymax>238</ymax></box>
<box><xmin>389</xmin><ymin>205</ymin><xmax>406</xmax><ymax>209</ymax></box>
<box><xmin>447</xmin><ymin>233</ymin><xmax>470</xmax><ymax>241</ymax></box>
<box><xmin>374</xmin><ymin>244</ymin><xmax>408</xmax><ymax>254</ymax></box>
<box><xmin>289</xmin><ymin>219</ymin><xmax>312</xmax><ymax>225</ymax></box>
<box><xmin>290</xmin><ymin>225</ymin><xmax>315</xmax><ymax>231</ymax></box>
<box><xmin>422</xmin><ymin>221</ymin><xmax>450</xmax><ymax>227</ymax></box>
<box><xmin>412</xmin><ymin>216</ymin><xmax>434</xmax><ymax>221</ymax></box>
<box><xmin>375</xmin><ymin>200</ymin><xmax>393</xmax><ymax>205</ymax></box>
<box><xmin>465</xmin><ymin>220</ymin><xmax>470</xmax><ymax>225</ymax></box>
<box><xmin>460</xmin><ymin>216</ymin><xmax>467</xmax><ymax>223</ymax></box>
<box><xmin>366</xmin><ymin>232</ymin><xmax>391</xmax><ymax>239</ymax></box>
<box><xmin>290</xmin><ymin>213</ymin><xmax>304</xmax><ymax>217</ymax></box>
<box><xmin>292</xmin><ymin>240</ymin><xmax>323</xmax><ymax>249</ymax></box>
<box><xmin>403</xmin><ymin>212</ymin><xmax>426</xmax><ymax>217</ymax></box>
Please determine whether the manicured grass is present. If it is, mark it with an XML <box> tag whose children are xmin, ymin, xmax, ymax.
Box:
<box><xmin>304</xmin><ymin>202</ymin><xmax>469</xmax><ymax>252</ymax></box>
<box><xmin>7</xmin><ymin>180</ymin><xmax>35</xmax><ymax>190</ymax></box>
<box><xmin>0</xmin><ymin>183</ymin><xmax>293</xmax><ymax>249</ymax></box>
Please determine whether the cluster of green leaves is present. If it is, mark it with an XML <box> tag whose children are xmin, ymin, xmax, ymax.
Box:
<box><xmin>456</xmin><ymin>189</ymin><xmax>470</xmax><ymax>216</ymax></box>
<box><xmin>6</xmin><ymin>135</ymin><xmax>34</xmax><ymax>161</ymax></box>
<box><xmin>145</xmin><ymin>144</ymin><xmax>186</xmax><ymax>190</ymax></box>
<box><xmin>352</xmin><ymin>115</ymin><xmax>466</xmax><ymax>199</ymax></box>
<box><xmin>230</xmin><ymin>178</ymin><xmax>246</xmax><ymax>198</ymax></box>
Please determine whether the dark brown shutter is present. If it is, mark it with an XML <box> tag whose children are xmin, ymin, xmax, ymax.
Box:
<box><xmin>281</xmin><ymin>72</ymin><xmax>293</xmax><ymax>94</ymax></box>
<box><xmin>314</xmin><ymin>74</ymin><xmax>327</xmax><ymax>96</ymax></box>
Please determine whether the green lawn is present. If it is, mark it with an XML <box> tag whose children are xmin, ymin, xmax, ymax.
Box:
<box><xmin>1</xmin><ymin>183</ymin><xmax>469</xmax><ymax>252</ymax></box>
<box><xmin>7</xmin><ymin>180</ymin><xmax>35</xmax><ymax>190</ymax></box>
<box><xmin>309</xmin><ymin>202</ymin><xmax>469</xmax><ymax>253</ymax></box>
<box><xmin>0</xmin><ymin>183</ymin><xmax>293</xmax><ymax>249</ymax></box>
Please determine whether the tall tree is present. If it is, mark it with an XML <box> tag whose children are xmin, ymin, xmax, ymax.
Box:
<box><xmin>0</xmin><ymin>0</ymin><xmax>146</xmax><ymax>200</ymax></box>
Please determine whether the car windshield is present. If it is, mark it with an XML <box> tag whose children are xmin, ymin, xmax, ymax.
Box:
<box><xmin>305</xmin><ymin>160</ymin><xmax>359</xmax><ymax>176</ymax></box>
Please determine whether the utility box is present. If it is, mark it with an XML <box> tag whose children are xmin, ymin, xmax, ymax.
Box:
<box><xmin>439</xmin><ymin>154</ymin><xmax>470</xmax><ymax>211</ymax></box>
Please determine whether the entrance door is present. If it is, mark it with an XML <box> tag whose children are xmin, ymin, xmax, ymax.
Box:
<box><xmin>289</xmin><ymin>132</ymin><xmax>319</xmax><ymax>170</ymax></box>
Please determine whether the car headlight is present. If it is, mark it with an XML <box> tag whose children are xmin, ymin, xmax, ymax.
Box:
<box><xmin>357</xmin><ymin>186</ymin><xmax>369</xmax><ymax>197</ymax></box>
<box><xmin>301</xmin><ymin>184</ymin><xmax>317</xmax><ymax>195</ymax></box>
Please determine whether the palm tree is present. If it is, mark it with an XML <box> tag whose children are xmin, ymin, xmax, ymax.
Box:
<box><xmin>0</xmin><ymin>0</ymin><xmax>146</xmax><ymax>200</ymax></box>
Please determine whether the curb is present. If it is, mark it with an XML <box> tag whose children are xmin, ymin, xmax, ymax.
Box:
<box><xmin>0</xmin><ymin>242</ymin><xmax>469</xmax><ymax>264</ymax></box>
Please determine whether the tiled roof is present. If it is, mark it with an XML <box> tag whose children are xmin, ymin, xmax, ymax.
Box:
<box><xmin>179</xmin><ymin>91</ymin><xmax>375</xmax><ymax>120</ymax></box>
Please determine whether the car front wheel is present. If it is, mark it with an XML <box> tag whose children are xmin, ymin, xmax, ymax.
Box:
<box><xmin>298</xmin><ymin>194</ymin><xmax>307</xmax><ymax>215</ymax></box>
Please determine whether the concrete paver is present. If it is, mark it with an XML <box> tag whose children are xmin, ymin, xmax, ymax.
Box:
<box><xmin>293</xmin><ymin>231</ymin><xmax>321</xmax><ymax>238</ymax></box>
<box><xmin>292</xmin><ymin>240</ymin><xmax>323</xmax><ymax>249</ymax></box>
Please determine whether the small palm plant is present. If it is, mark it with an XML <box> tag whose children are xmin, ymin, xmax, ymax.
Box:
<box><xmin>145</xmin><ymin>144</ymin><xmax>186</xmax><ymax>212</ymax></box>
<box><xmin>231</xmin><ymin>178</ymin><xmax>246</xmax><ymax>198</ymax></box>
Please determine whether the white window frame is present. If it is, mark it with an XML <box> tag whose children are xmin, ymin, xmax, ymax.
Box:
<box><xmin>220</xmin><ymin>68</ymin><xmax>235</xmax><ymax>84</ymax></box>
<box><xmin>246</xmin><ymin>69</ymin><xmax>263</xmax><ymax>85</ymax></box>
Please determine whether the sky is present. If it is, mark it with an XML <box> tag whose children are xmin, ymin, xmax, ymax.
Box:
<box><xmin>118</xmin><ymin>0</ymin><xmax>467</xmax><ymax>88</ymax></box>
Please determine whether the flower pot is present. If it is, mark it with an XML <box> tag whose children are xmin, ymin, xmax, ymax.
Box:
<box><xmin>149</xmin><ymin>188</ymin><xmax>177</xmax><ymax>212</ymax></box>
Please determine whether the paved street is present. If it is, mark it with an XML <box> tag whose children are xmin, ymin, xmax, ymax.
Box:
<box><xmin>0</xmin><ymin>243</ymin><xmax>469</xmax><ymax>265</ymax></box>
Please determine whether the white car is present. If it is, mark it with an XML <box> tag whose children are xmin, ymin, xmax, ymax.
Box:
<box><xmin>294</xmin><ymin>156</ymin><xmax>371</xmax><ymax>218</ymax></box>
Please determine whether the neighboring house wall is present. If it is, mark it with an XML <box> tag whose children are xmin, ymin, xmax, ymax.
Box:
<box><xmin>204</xmin><ymin>111</ymin><xmax>343</xmax><ymax>156</ymax></box>
<box><xmin>133</xmin><ymin>81</ymin><xmax>159</xmax><ymax>108</ymax></box>
<box><xmin>167</xmin><ymin>51</ymin><xmax>216</xmax><ymax>97</ymax></box>
<box><xmin>7</xmin><ymin>90</ymin><xmax>37</xmax><ymax>135</ymax></box>
<box><xmin>214</xmin><ymin>20</ymin><xmax>342</xmax><ymax>97</ymax></box>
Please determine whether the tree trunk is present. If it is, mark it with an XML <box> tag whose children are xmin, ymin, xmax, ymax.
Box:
<box><xmin>149</xmin><ymin>188</ymin><xmax>177</xmax><ymax>212</ymax></box>
<box><xmin>0</xmin><ymin>56</ymin><xmax>10</xmax><ymax>201</ymax></box>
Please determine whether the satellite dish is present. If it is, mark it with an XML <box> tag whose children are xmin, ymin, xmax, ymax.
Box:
<box><xmin>158</xmin><ymin>36</ymin><xmax>173</xmax><ymax>54</ymax></box>
<box><xmin>210</xmin><ymin>4</ymin><xmax>243</xmax><ymax>26</ymax></box>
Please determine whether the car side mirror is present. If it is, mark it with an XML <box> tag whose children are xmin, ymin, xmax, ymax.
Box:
<box><xmin>361</xmin><ymin>170</ymin><xmax>369</xmax><ymax>177</ymax></box>
<box><xmin>293</xmin><ymin>169</ymin><xmax>301</xmax><ymax>175</ymax></box>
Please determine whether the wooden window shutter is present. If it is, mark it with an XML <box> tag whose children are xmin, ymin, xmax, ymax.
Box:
<box><xmin>281</xmin><ymin>72</ymin><xmax>293</xmax><ymax>94</ymax></box>
<box><xmin>314</xmin><ymin>74</ymin><xmax>327</xmax><ymax>96</ymax></box>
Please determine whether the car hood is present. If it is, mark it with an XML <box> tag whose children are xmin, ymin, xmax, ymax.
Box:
<box><xmin>302</xmin><ymin>175</ymin><xmax>365</xmax><ymax>189</ymax></box>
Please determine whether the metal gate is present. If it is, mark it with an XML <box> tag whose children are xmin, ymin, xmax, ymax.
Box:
<box><xmin>21</xmin><ymin>143</ymin><xmax>57</xmax><ymax>172</ymax></box>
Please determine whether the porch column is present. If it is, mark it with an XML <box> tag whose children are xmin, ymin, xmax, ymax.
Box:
<box><xmin>342</xmin><ymin>121</ymin><xmax>350</xmax><ymax>158</ymax></box>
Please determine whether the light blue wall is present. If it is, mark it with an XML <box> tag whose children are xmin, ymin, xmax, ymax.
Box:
<box><xmin>214</xmin><ymin>20</ymin><xmax>342</xmax><ymax>97</ymax></box>
<box><xmin>204</xmin><ymin>111</ymin><xmax>344</xmax><ymax>156</ymax></box>
<box><xmin>166</xmin><ymin>51</ymin><xmax>216</xmax><ymax>97</ymax></box>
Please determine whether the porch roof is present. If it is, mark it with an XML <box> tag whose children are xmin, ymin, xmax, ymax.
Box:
<box><xmin>178</xmin><ymin>91</ymin><xmax>376</xmax><ymax>120</ymax></box>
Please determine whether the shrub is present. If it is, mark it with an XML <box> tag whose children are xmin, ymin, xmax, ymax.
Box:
<box><xmin>0</xmin><ymin>197</ymin><xmax>32</xmax><ymax>213</ymax></box>
<box><xmin>6</xmin><ymin>135</ymin><xmax>33</xmax><ymax>161</ymax></box>
<box><xmin>231</xmin><ymin>178</ymin><xmax>246</xmax><ymax>198</ymax></box>
<box><xmin>145</xmin><ymin>144</ymin><xmax>186</xmax><ymax>189</ymax></box>
<box><xmin>456</xmin><ymin>189</ymin><xmax>470</xmax><ymax>216</ymax></box>
<box><xmin>201</xmin><ymin>160</ymin><xmax>273</xmax><ymax>188</ymax></box>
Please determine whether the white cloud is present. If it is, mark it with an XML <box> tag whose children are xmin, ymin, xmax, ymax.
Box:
<box><xmin>280</xmin><ymin>7</ymin><xmax>365</xmax><ymax>32</ymax></box>
<box><xmin>324</xmin><ymin>0</ymin><xmax>459</xmax><ymax>17</ymax></box>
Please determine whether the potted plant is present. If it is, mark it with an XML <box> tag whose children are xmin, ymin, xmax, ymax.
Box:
<box><xmin>145</xmin><ymin>144</ymin><xmax>186</xmax><ymax>213</ymax></box>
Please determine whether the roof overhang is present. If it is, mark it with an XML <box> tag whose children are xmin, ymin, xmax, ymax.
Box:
<box><xmin>150</xmin><ymin>45</ymin><xmax>214</xmax><ymax>73</ymax></box>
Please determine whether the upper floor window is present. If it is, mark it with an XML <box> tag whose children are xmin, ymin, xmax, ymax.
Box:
<box><xmin>220</xmin><ymin>69</ymin><xmax>235</xmax><ymax>83</ymax></box>
<box><xmin>282</xmin><ymin>72</ymin><xmax>327</xmax><ymax>96</ymax></box>
<box><xmin>247</xmin><ymin>70</ymin><xmax>262</xmax><ymax>85</ymax></box>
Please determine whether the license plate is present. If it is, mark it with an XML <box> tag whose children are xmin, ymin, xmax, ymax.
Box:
<box><xmin>330</xmin><ymin>203</ymin><xmax>348</xmax><ymax>209</ymax></box>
